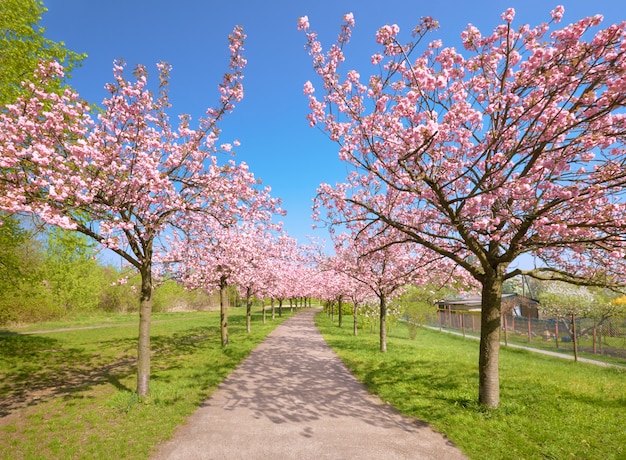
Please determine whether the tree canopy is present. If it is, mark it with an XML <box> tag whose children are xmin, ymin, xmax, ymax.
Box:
<box><xmin>0</xmin><ymin>25</ymin><xmax>280</xmax><ymax>397</ymax></box>
<box><xmin>0</xmin><ymin>0</ymin><xmax>85</xmax><ymax>105</ymax></box>
<box><xmin>301</xmin><ymin>6</ymin><xmax>626</xmax><ymax>407</ymax></box>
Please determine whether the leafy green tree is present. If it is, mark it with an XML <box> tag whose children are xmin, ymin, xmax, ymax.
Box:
<box><xmin>0</xmin><ymin>0</ymin><xmax>85</xmax><ymax>105</ymax></box>
<box><xmin>43</xmin><ymin>227</ymin><xmax>103</xmax><ymax>312</ymax></box>
<box><xmin>96</xmin><ymin>268</ymin><xmax>140</xmax><ymax>313</ymax></box>
<box><xmin>537</xmin><ymin>281</ymin><xmax>595</xmax><ymax>361</ymax></box>
<box><xmin>0</xmin><ymin>214</ymin><xmax>27</xmax><ymax>284</ymax></box>
<box><xmin>152</xmin><ymin>280</ymin><xmax>187</xmax><ymax>312</ymax></box>
<box><xmin>0</xmin><ymin>216</ymin><xmax>61</xmax><ymax>324</ymax></box>
<box><xmin>0</xmin><ymin>0</ymin><xmax>85</xmax><ymax>323</ymax></box>
<box><xmin>398</xmin><ymin>284</ymin><xmax>456</xmax><ymax>339</ymax></box>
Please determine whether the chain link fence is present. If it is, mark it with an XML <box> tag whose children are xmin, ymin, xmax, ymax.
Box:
<box><xmin>430</xmin><ymin>309</ymin><xmax>626</xmax><ymax>362</ymax></box>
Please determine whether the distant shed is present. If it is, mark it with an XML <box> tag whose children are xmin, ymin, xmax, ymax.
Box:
<box><xmin>435</xmin><ymin>293</ymin><xmax>539</xmax><ymax>318</ymax></box>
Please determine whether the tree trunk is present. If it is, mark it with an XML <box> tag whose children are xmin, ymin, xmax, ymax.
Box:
<box><xmin>219</xmin><ymin>276</ymin><xmax>228</xmax><ymax>347</ymax></box>
<box><xmin>136</xmin><ymin>265</ymin><xmax>152</xmax><ymax>397</ymax></box>
<box><xmin>478</xmin><ymin>267</ymin><xmax>504</xmax><ymax>408</ymax></box>
<box><xmin>262</xmin><ymin>299</ymin><xmax>266</xmax><ymax>324</ymax></box>
<box><xmin>353</xmin><ymin>304</ymin><xmax>358</xmax><ymax>336</ymax></box>
<box><xmin>271</xmin><ymin>298</ymin><xmax>275</xmax><ymax>320</ymax></box>
<box><xmin>338</xmin><ymin>296</ymin><xmax>343</xmax><ymax>328</ymax></box>
<box><xmin>379</xmin><ymin>295</ymin><xmax>387</xmax><ymax>353</ymax></box>
<box><xmin>278</xmin><ymin>299</ymin><xmax>283</xmax><ymax>317</ymax></box>
<box><xmin>246</xmin><ymin>287</ymin><xmax>252</xmax><ymax>334</ymax></box>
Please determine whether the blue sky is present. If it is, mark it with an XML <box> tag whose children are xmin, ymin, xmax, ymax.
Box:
<box><xmin>41</xmin><ymin>0</ymin><xmax>625</xmax><ymax>251</ymax></box>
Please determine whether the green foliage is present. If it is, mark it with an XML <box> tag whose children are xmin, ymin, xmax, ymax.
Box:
<box><xmin>0</xmin><ymin>0</ymin><xmax>85</xmax><ymax>105</ymax></box>
<box><xmin>395</xmin><ymin>285</ymin><xmax>451</xmax><ymax>339</ymax></box>
<box><xmin>355</xmin><ymin>302</ymin><xmax>403</xmax><ymax>334</ymax></box>
<box><xmin>0</xmin><ymin>215</ymin><xmax>59</xmax><ymax>324</ymax></box>
<box><xmin>0</xmin><ymin>226</ymin><xmax>217</xmax><ymax>324</ymax></box>
<box><xmin>0</xmin><ymin>220</ymin><xmax>146</xmax><ymax>324</ymax></box>
<box><xmin>152</xmin><ymin>280</ymin><xmax>214</xmax><ymax>312</ymax></box>
<box><xmin>0</xmin><ymin>223</ymin><xmax>118</xmax><ymax>323</ymax></box>
<box><xmin>42</xmin><ymin>227</ymin><xmax>104</xmax><ymax>312</ymax></box>
<box><xmin>0</xmin><ymin>280</ymin><xmax>61</xmax><ymax>325</ymax></box>
<box><xmin>0</xmin><ymin>0</ymin><xmax>86</xmax><ymax>323</ymax></box>
<box><xmin>0</xmin><ymin>214</ymin><xmax>27</xmax><ymax>284</ymax></box>
<box><xmin>536</xmin><ymin>281</ymin><xmax>596</xmax><ymax>318</ymax></box>
<box><xmin>95</xmin><ymin>269</ymin><xmax>141</xmax><ymax>313</ymax></box>
<box><xmin>315</xmin><ymin>313</ymin><xmax>626</xmax><ymax>460</ymax></box>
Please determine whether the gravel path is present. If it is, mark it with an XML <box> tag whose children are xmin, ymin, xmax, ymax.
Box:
<box><xmin>152</xmin><ymin>309</ymin><xmax>466</xmax><ymax>460</ymax></box>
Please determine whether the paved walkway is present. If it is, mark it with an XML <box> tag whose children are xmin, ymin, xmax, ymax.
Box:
<box><xmin>152</xmin><ymin>309</ymin><xmax>466</xmax><ymax>460</ymax></box>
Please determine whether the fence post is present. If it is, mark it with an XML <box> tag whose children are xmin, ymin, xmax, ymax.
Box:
<box><xmin>461</xmin><ymin>313</ymin><xmax>465</xmax><ymax>338</ymax></box>
<box><xmin>593</xmin><ymin>320</ymin><xmax>597</xmax><ymax>354</ymax></box>
<box><xmin>555</xmin><ymin>320</ymin><xmax>559</xmax><ymax>349</ymax></box>
<box><xmin>503</xmin><ymin>314</ymin><xmax>509</xmax><ymax>347</ymax></box>
<box><xmin>571</xmin><ymin>313</ymin><xmax>579</xmax><ymax>362</ymax></box>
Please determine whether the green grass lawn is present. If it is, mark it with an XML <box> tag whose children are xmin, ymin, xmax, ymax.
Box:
<box><xmin>3</xmin><ymin>308</ymin><xmax>624</xmax><ymax>459</ymax></box>
<box><xmin>315</xmin><ymin>313</ymin><xmax>626</xmax><ymax>460</ymax></box>
<box><xmin>0</xmin><ymin>308</ymin><xmax>295</xmax><ymax>460</ymax></box>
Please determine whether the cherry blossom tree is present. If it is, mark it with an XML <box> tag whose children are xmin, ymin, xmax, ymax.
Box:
<box><xmin>320</xmin><ymin>254</ymin><xmax>371</xmax><ymax>336</ymax></box>
<box><xmin>233</xmin><ymin>229</ymin><xmax>286</xmax><ymax>333</ymax></box>
<box><xmin>0</xmin><ymin>26</ymin><xmax>248</xmax><ymax>396</ymax></box>
<box><xmin>315</xmin><ymin>260</ymin><xmax>353</xmax><ymax>326</ymax></box>
<box><xmin>260</xmin><ymin>235</ymin><xmax>313</xmax><ymax>317</ymax></box>
<box><xmin>327</xmin><ymin>226</ymin><xmax>448</xmax><ymax>352</ymax></box>
<box><xmin>300</xmin><ymin>8</ymin><xmax>626</xmax><ymax>407</ymax></box>
<box><xmin>345</xmin><ymin>279</ymin><xmax>372</xmax><ymax>337</ymax></box>
<box><xmin>162</xmin><ymin>211</ymin><xmax>284</xmax><ymax>345</ymax></box>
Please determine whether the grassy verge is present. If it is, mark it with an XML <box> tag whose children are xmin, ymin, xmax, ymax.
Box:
<box><xmin>0</xmin><ymin>308</ymin><xmax>296</xmax><ymax>459</ymax></box>
<box><xmin>431</xmin><ymin>326</ymin><xmax>626</xmax><ymax>368</ymax></box>
<box><xmin>316</xmin><ymin>312</ymin><xmax>626</xmax><ymax>460</ymax></box>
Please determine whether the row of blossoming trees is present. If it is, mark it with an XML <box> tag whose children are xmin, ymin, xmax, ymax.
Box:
<box><xmin>3</xmin><ymin>6</ymin><xmax>626</xmax><ymax>411</ymax></box>
<box><xmin>299</xmin><ymin>6</ymin><xmax>626</xmax><ymax>408</ymax></box>
<box><xmin>0</xmin><ymin>21</ymin><xmax>393</xmax><ymax>398</ymax></box>
<box><xmin>0</xmin><ymin>26</ymin><xmax>318</xmax><ymax>397</ymax></box>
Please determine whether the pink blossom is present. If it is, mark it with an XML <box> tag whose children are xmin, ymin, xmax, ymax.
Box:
<box><xmin>346</xmin><ymin>70</ymin><xmax>360</xmax><ymax>83</ymax></box>
<box><xmin>343</xmin><ymin>12</ymin><xmax>355</xmax><ymax>28</ymax></box>
<box><xmin>551</xmin><ymin>5</ymin><xmax>565</xmax><ymax>23</ymax></box>
<box><xmin>371</xmin><ymin>54</ymin><xmax>384</xmax><ymax>65</ymax></box>
<box><xmin>297</xmin><ymin>16</ymin><xmax>309</xmax><ymax>31</ymax></box>
<box><xmin>501</xmin><ymin>8</ymin><xmax>515</xmax><ymax>23</ymax></box>
<box><xmin>429</xmin><ymin>39</ymin><xmax>443</xmax><ymax>49</ymax></box>
<box><xmin>461</xmin><ymin>24</ymin><xmax>482</xmax><ymax>49</ymax></box>
<box><xmin>303</xmin><ymin>81</ymin><xmax>315</xmax><ymax>95</ymax></box>
<box><xmin>375</xmin><ymin>24</ymin><xmax>400</xmax><ymax>45</ymax></box>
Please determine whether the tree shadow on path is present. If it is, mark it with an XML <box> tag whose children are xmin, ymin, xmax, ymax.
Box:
<box><xmin>154</xmin><ymin>309</ymin><xmax>466</xmax><ymax>459</ymax></box>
